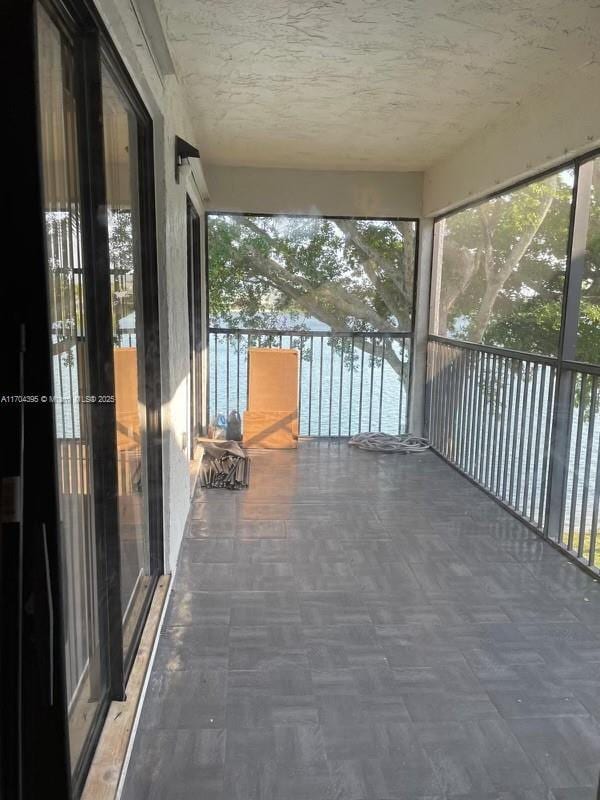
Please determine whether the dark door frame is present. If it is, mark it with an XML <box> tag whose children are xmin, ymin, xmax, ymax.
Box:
<box><xmin>1</xmin><ymin>2</ymin><xmax>72</xmax><ymax>798</ymax></box>
<box><xmin>187</xmin><ymin>197</ymin><xmax>203</xmax><ymax>455</ymax></box>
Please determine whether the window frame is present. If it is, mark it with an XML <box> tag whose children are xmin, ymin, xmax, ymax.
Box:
<box><xmin>430</xmin><ymin>150</ymin><xmax>600</xmax><ymax>369</ymax></box>
<box><xmin>205</xmin><ymin>210</ymin><xmax>420</xmax><ymax>436</ymax></box>
<box><xmin>205</xmin><ymin>210</ymin><xmax>420</xmax><ymax>336</ymax></box>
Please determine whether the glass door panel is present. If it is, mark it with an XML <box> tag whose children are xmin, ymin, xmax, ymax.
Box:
<box><xmin>101</xmin><ymin>67</ymin><xmax>152</xmax><ymax>659</ymax></box>
<box><xmin>36</xmin><ymin>4</ymin><xmax>107</xmax><ymax>773</ymax></box>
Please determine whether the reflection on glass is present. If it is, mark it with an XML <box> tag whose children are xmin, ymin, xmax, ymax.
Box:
<box><xmin>576</xmin><ymin>158</ymin><xmax>600</xmax><ymax>365</ymax></box>
<box><xmin>36</xmin><ymin>4</ymin><xmax>105</xmax><ymax>772</ymax></box>
<box><xmin>101</xmin><ymin>67</ymin><xmax>151</xmax><ymax>658</ymax></box>
<box><xmin>433</xmin><ymin>169</ymin><xmax>574</xmax><ymax>357</ymax></box>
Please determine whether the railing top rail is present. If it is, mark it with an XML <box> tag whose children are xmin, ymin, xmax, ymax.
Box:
<box><xmin>561</xmin><ymin>359</ymin><xmax>600</xmax><ymax>376</ymax></box>
<box><xmin>428</xmin><ymin>334</ymin><xmax>558</xmax><ymax>367</ymax></box>
<box><xmin>209</xmin><ymin>327</ymin><xmax>413</xmax><ymax>338</ymax></box>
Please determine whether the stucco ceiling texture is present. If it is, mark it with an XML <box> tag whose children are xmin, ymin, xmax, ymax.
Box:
<box><xmin>158</xmin><ymin>0</ymin><xmax>600</xmax><ymax>172</ymax></box>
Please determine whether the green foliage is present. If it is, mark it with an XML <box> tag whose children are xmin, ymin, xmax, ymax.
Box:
<box><xmin>207</xmin><ymin>215</ymin><xmax>415</xmax><ymax>332</ymax></box>
<box><xmin>107</xmin><ymin>208</ymin><xmax>136</xmax><ymax>342</ymax></box>
<box><xmin>440</xmin><ymin>166</ymin><xmax>600</xmax><ymax>364</ymax></box>
<box><xmin>208</xmin><ymin>166</ymin><xmax>600</xmax><ymax>369</ymax></box>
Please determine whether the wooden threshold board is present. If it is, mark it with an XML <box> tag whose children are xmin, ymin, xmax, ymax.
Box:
<box><xmin>81</xmin><ymin>575</ymin><xmax>170</xmax><ymax>800</ymax></box>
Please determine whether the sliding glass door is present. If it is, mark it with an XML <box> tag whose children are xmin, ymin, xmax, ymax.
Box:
<box><xmin>36</xmin><ymin>3</ymin><xmax>108</xmax><ymax>777</ymax></box>
<box><xmin>101</xmin><ymin>66</ymin><xmax>154</xmax><ymax>661</ymax></box>
<box><xmin>34</xmin><ymin>1</ymin><xmax>163</xmax><ymax>790</ymax></box>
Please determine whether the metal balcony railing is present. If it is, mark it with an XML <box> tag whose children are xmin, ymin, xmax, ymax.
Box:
<box><xmin>427</xmin><ymin>336</ymin><xmax>600</xmax><ymax>572</ymax></box>
<box><xmin>209</xmin><ymin>328</ymin><xmax>412</xmax><ymax>437</ymax></box>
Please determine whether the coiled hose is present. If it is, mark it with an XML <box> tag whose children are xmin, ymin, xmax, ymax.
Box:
<box><xmin>348</xmin><ymin>432</ymin><xmax>430</xmax><ymax>454</ymax></box>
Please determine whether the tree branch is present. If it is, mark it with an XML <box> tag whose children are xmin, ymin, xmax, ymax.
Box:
<box><xmin>334</xmin><ymin>220</ymin><xmax>413</xmax><ymax>316</ymax></box>
<box><xmin>437</xmin><ymin>242</ymin><xmax>478</xmax><ymax>334</ymax></box>
<box><xmin>236</xmin><ymin>216</ymin><xmax>393</xmax><ymax>331</ymax></box>
<box><xmin>469</xmin><ymin>190</ymin><xmax>555</xmax><ymax>341</ymax></box>
<box><xmin>231</xmin><ymin>216</ymin><xmax>409</xmax><ymax>379</ymax></box>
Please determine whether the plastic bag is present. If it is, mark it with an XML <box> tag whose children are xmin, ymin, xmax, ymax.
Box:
<box><xmin>227</xmin><ymin>410</ymin><xmax>242</xmax><ymax>441</ymax></box>
<box><xmin>209</xmin><ymin>413</ymin><xmax>227</xmax><ymax>440</ymax></box>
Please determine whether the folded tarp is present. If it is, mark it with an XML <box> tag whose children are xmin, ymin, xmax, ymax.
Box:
<box><xmin>197</xmin><ymin>438</ymin><xmax>250</xmax><ymax>489</ymax></box>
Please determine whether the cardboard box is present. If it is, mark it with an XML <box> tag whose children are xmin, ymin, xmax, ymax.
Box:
<box><xmin>244</xmin><ymin>348</ymin><xmax>299</xmax><ymax>448</ymax></box>
<box><xmin>247</xmin><ymin>348</ymin><xmax>299</xmax><ymax>413</ymax></box>
<box><xmin>243</xmin><ymin>410</ymin><xmax>298</xmax><ymax>449</ymax></box>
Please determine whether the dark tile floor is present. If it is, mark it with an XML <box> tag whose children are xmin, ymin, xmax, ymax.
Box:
<box><xmin>122</xmin><ymin>443</ymin><xmax>600</xmax><ymax>800</ymax></box>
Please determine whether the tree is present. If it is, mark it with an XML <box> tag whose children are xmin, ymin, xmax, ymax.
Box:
<box><xmin>208</xmin><ymin>166</ymin><xmax>600</xmax><ymax>374</ymax></box>
<box><xmin>208</xmin><ymin>215</ymin><xmax>415</xmax><ymax>329</ymax></box>
<box><xmin>208</xmin><ymin>214</ymin><xmax>417</xmax><ymax>376</ymax></box>
<box><xmin>438</xmin><ymin>166</ymin><xmax>600</xmax><ymax>363</ymax></box>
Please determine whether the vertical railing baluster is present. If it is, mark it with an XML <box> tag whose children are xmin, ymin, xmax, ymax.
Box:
<box><xmin>439</xmin><ymin>344</ymin><xmax>446</xmax><ymax>451</ymax></box>
<box><xmin>475</xmin><ymin>351</ymin><xmax>488</xmax><ymax>484</ymax></box>
<box><xmin>213</xmin><ymin>333</ymin><xmax>218</xmax><ymax>418</ymax></box>
<box><xmin>459</xmin><ymin>349</ymin><xmax>470</xmax><ymax>469</ymax></box>
<box><xmin>226</xmin><ymin>333</ymin><xmax>230</xmax><ymax>415</ymax></box>
<box><xmin>484</xmin><ymin>352</ymin><xmax>495</xmax><ymax>486</ymax></box>
<box><xmin>379</xmin><ymin>336</ymin><xmax>386</xmax><ymax>432</ymax></box>
<box><xmin>508</xmin><ymin>362</ymin><xmax>523</xmax><ymax>508</ymax></box>
<box><xmin>449</xmin><ymin>350</ymin><xmax>457</xmax><ymax>463</ymax></box>
<box><xmin>522</xmin><ymin>362</ymin><xmax>538</xmax><ymax>517</ymax></box>
<box><xmin>428</xmin><ymin>342</ymin><xmax>436</xmax><ymax>446</ymax></box>
<box><xmin>457</xmin><ymin>350</ymin><xmax>468</xmax><ymax>470</ymax></box>
<box><xmin>349</xmin><ymin>334</ymin><xmax>355</xmax><ymax>435</ymax></box>
<box><xmin>471</xmin><ymin>351</ymin><xmax>482</xmax><ymax>482</ymax></box>
<box><xmin>308</xmin><ymin>336</ymin><xmax>314</xmax><ymax>436</ymax></box>
<box><xmin>515</xmin><ymin>362</ymin><xmax>531</xmax><ymax>513</ymax></box>
<box><xmin>463</xmin><ymin>350</ymin><xmax>474</xmax><ymax>474</ymax></box>
<box><xmin>338</xmin><ymin>337</ymin><xmax>345</xmax><ymax>436</ymax></box>
<box><xmin>436</xmin><ymin>342</ymin><xmax>445</xmax><ymax>450</ymax></box>
<box><xmin>460</xmin><ymin>349</ymin><xmax>469</xmax><ymax>467</ymax></box>
<box><xmin>368</xmin><ymin>336</ymin><xmax>375</xmax><ymax>431</ymax></box>
<box><xmin>432</xmin><ymin>342</ymin><xmax>440</xmax><ymax>447</ymax></box>
<box><xmin>589</xmin><ymin>380</ymin><xmax>600</xmax><ymax>567</ymax></box>
<box><xmin>495</xmin><ymin>356</ymin><xmax>509</xmax><ymax>496</ymax></box>
<box><xmin>446</xmin><ymin>344</ymin><xmax>455</xmax><ymax>458</ymax></box>
<box><xmin>358</xmin><ymin>336</ymin><xmax>365</xmax><ymax>432</ymax></box>
<box><xmin>450</xmin><ymin>348</ymin><xmax>460</xmax><ymax>464</ymax></box>
<box><xmin>466</xmin><ymin>350</ymin><xmax>479</xmax><ymax>475</ymax></box>
<box><xmin>427</xmin><ymin>342</ymin><xmax>438</xmax><ymax>447</ymax></box>
<box><xmin>538</xmin><ymin>365</ymin><xmax>555</xmax><ymax>529</ymax></box>
<box><xmin>328</xmin><ymin>335</ymin><xmax>334</xmax><ymax>438</ymax></box>
<box><xmin>530</xmin><ymin>363</ymin><xmax>546</xmax><ymax>523</ymax></box>
<box><xmin>501</xmin><ymin>358</ymin><xmax>515</xmax><ymax>502</ymax></box>
<box><xmin>578</xmin><ymin>375</ymin><xmax>597</xmax><ymax>559</ymax></box>
<box><xmin>441</xmin><ymin>344</ymin><xmax>451</xmax><ymax>457</ymax></box>
<box><xmin>438</xmin><ymin>343</ymin><xmax>447</xmax><ymax>455</ymax></box>
<box><xmin>568</xmin><ymin>374</ymin><xmax>587</xmax><ymax>551</ymax></box>
<box><xmin>486</xmin><ymin>354</ymin><xmax>497</xmax><ymax>489</ymax></box>
<box><xmin>473</xmin><ymin>350</ymin><xmax>483</xmax><ymax>481</ymax></box>
<box><xmin>298</xmin><ymin>335</ymin><xmax>304</xmax><ymax>436</ymax></box>
<box><xmin>236</xmin><ymin>332</ymin><xmax>241</xmax><ymax>413</ymax></box>
<box><xmin>483</xmin><ymin>354</ymin><xmax>496</xmax><ymax>488</ymax></box>
<box><xmin>318</xmin><ymin>336</ymin><xmax>324</xmax><ymax>436</ymax></box>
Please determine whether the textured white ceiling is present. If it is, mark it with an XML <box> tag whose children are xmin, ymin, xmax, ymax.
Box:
<box><xmin>157</xmin><ymin>0</ymin><xmax>600</xmax><ymax>171</ymax></box>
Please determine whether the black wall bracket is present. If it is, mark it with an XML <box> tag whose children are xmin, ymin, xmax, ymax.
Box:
<box><xmin>175</xmin><ymin>135</ymin><xmax>200</xmax><ymax>183</ymax></box>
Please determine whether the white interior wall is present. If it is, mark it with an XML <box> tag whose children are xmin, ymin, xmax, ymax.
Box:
<box><xmin>95</xmin><ymin>0</ymin><xmax>206</xmax><ymax>574</ymax></box>
<box><xmin>204</xmin><ymin>165</ymin><xmax>423</xmax><ymax>218</ymax></box>
<box><xmin>424</xmin><ymin>66</ymin><xmax>600</xmax><ymax>217</ymax></box>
